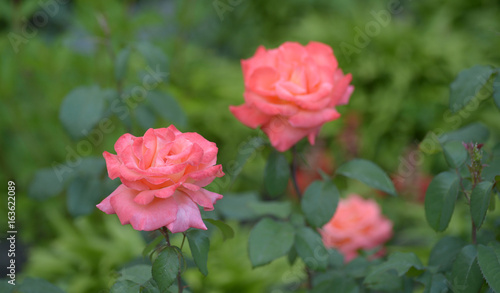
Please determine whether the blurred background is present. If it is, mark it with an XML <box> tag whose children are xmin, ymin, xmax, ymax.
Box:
<box><xmin>1</xmin><ymin>0</ymin><xmax>500</xmax><ymax>292</ymax></box>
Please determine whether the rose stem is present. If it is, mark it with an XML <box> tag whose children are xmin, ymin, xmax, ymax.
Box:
<box><xmin>159</xmin><ymin>227</ymin><xmax>183</xmax><ymax>293</ymax></box>
<box><xmin>290</xmin><ymin>145</ymin><xmax>302</xmax><ymax>199</ymax></box>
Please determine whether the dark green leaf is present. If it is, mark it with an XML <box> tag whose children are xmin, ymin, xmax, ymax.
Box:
<box><xmin>0</xmin><ymin>279</ymin><xmax>14</xmax><ymax>293</ymax></box>
<box><xmin>423</xmin><ymin>273</ymin><xmax>449</xmax><ymax>293</ymax></box>
<box><xmin>449</xmin><ymin>65</ymin><xmax>495</xmax><ymax>113</ymax></box>
<box><xmin>345</xmin><ymin>257</ymin><xmax>370</xmax><ymax>279</ymax></box>
<box><xmin>247</xmin><ymin>200</ymin><xmax>291</xmax><ymax>219</ymax></box>
<box><xmin>424</xmin><ymin>171</ymin><xmax>459</xmax><ymax>232</ymax></box>
<box><xmin>28</xmin><ymin>168</ymin><xmax>65</xmax><ymax>200</ymax></box>
<box><xmin>110</xmin><ymin>280</ymin><xmax>141</xmax><ymax>293</ymax></box>
<box><xmin>17</xmin><ymin>277</ymin><xmax>66</xmax><ymax>293</ymax></box>
<box><xmin>365</xmin><ymin>252</ymin><xmax>424</xmax><ymax>282</ymax></box>
<box><xmin>470</xmin><ymin>181</ymin><xmax>494</xmax><ymax>229</ymax></box>
<box><xmin>187</xmin><ymin>230</ymin><xmax>210</xmax><ymax>276</ymax></box>
<box><xmin>477</xmin><ymin>244</ymin><xmax>500</xmax><ymax>292</ymax></box>
<box><xmin>493</xmin><ymin>73</ymin><xmax>500</xmax><ymax>110</ymax></box>
<box><xmin>264</xmin><ymin>150</ymin><xmax>290</xmax><ymax>197</ymax></box>
<box><xmin>450</xmin><ymin>245</ymin><xmax>484</xmax><ymax>293</ymax></box>
<box><xmin>428</xmin><ymin>236</ymin><xmax>466</xmax><ymax>272</ymax></box>
<box><xmin>136</xmin><ymin>42</ymin><xmax>168</xmax><ymax>70</ymax></box>
<box><xmin>442</xmin><ymin>141</ymin><xmax>468</xmax><ymax>168</ymax></box>
<box><xmin>216</xmin><ymin>192</ymin><xmax>260</xmax><ymax>220</ymax></box>
<box><xmin>248</xmin><ymin>218</ymin><xmax>295</xmax><ymax>267</ymax></box>
<box><xmin>139</xmin><ymin>279</ymin><xmax>160</xmax><ymax>293</ymax></box>
<box><xmin>115</xmin><ymin>47</ymin><xmax>130</xmax><ymax>81</ymax></box>
<box><xmin>301</xmin><ymin>180</ymin><xmax>339</xmax><ymax>227</ymax></box>
<box><xmin>59</xmin><ymin>85</ymin><xmax>106</xmax><ymax>139</ymax></box>
<box><xmin>483</xmin><ymin>159</ymin><xmax>500</xmax><ymax>182</ymax></box>
<box><xmin>439</xmin><ymin>123</ymin><xmax>490</xmax><ymax>145</ymax></box>
<box><xmin>336</xmin><ymin>159</ymin><xmax>396</xmax><ymax>196</ymax></box>
<box><xmin>229</xmin><ymin>137</ymin><xmax>266</xmax><ymax>183</ymax></box>
<box><xmin>135</xmin><ymin>103</ymin><xmax>157</xmax><ymax>130</ymax></box>
<box><xmin>204</xmin><ymin>219</ymin><xmax>234</xmax><ymax>240</ymax></box>
<box><xmin>118</xmin><ymin>264</ymin><xmax>152</xmax><ymax>285</ymax></box>
<box><xmin>152</xmin><ymin>246</ymin><xmax>180</xmax><ymax>292</ymax></box>
<box><xmin>146</xmin><ymin>92</ymin><xmax>187</xmax><ymax>128</ymax></box>
<box><xmin>67</xmin><ymin>176</ymin><xmax>102</xmax><ymax>217</ymax></box>
<box><xmin>294</xmin><ymin>226</ymin><xmax>328</xmax><ymax>271</ymax></box>
<box><xmin>313</xmin><ymin>272</ymin><xmax>359</xmax><ymax>293</ymax></box>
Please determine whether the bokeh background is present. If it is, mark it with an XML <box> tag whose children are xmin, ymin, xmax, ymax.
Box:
<box><xmin>1</xmin><ymin>0</ymin><xmax>500</xmax><ymax>292</ymax></box>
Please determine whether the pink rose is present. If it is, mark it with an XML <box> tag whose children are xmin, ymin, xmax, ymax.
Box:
<box><xmin>230</xmin><ymin>41</ymin><xmax>354</xmax><ymax>152</ymax></box>
<box><xmin>96</xmin><ymin>126</ymin><xmax>224</xmax><ymax>233</ymax></box>
<box><xmin>320</xmin><ymin>195</ymin><xmax>392</xmax><ymax>262</ymax></box>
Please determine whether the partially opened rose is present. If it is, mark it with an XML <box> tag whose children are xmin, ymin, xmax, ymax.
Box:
<box><xmin>230</xmin><ymin>41</ymin><xmax>354</xmax><ymax>152</ymax></box>
<box><xmin>320</xmin><ymin>195</ymin><xmax>392</xmax><ymax>262</ymax></box>
<box><xmin>97</xmin><ymin>126</ymin><xmax>224</xmax><ymax>233</ymax></box>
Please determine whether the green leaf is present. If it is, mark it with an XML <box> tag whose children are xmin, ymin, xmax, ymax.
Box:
<box><xmin>28</xmin><ymin>168</ymin><xmax>65</xmax><ymax>200</ymax></box>
<box><xmin>143</xmin><ymin>235</ymin><xmax>164</xmax><ymax>258</ymax></box>
<box><xmin>483</xmin><ymin>159</ymin><xmax>500</xmax><ymax>182</ymax></box>
<box><xmin>67</xmin><ymin>176</ymin><xmax>102</xmax><ymax>217</ymax></box>
<box><xmin>424</xmin><ymin>171</ymin><xmax>459</xmax><ymax>232</ymax></box>
<box><xmin>439</xmin><ymin>123</ymin><xmax>490</xmax><ymax>145</ymax></box>
<box><xmin>477</xmin><ymin>244</ymin><xmax>500</xmax><ymax>292</ymax></box>
<box><xmin>248</xmin><ymin>218</ymin><xmax>295</xmax><ymax>267</ymax></box>
<box><xmin>364</xmin><ymin>252</ymin><xmax>424</xmax><ymax>291</ymax></box>
<box><xmin>204</xmin><ymin>219</ymin><xmax>234</xmax><ymax>240</ymax></box>
<box><xmin>229</xmin><ymin>137</ymin><xmax>266</xmax><ymax>183</ymax></box>
<box><xmin>264</xmin><ymin>150</ymin><xmax>290</xmax><ymax>197</ymax></box>
<box><xmin>152</xmin><ymin>246</ymin><xmax>180</xmax><ymax>292</ymax></box>
<box><xmin>135</xmin><ymin>103</ymin><xmax>157</xmax><ymax>130</ymax></box>
<box><xmin>442</xmin><ymin>141</ymin><xmax>468</xmax><ymax>168</ymax></box>
<box><xmin>59</xmin><ymin>85</ymin><xmax>106</xmax><ymax>139</ymax></box>
<box><xmin>449</xmin><ymin>65</ymin><xmax>495</xmax><ymax>113</ymax></box>
<box><xmin>422</xmin><ymin>273</ymin><xmax>449</xmax><ymax>293</ymax></box>
<box><xmin>470</xmin><ymin>181</ymin><xmax>494</xmax><ymax>229</ymax></box>
<box><xmin>146</xmin><ymin>92</ymin><xmax>187</xmax><ymax>128</ymax></box>
<box><xmin>450</xmin><ymin>245</ymin><xmax>484</xmax><ymax>293</ymax></box>
<box><xmin>294</xmin><ymin>226</ymin><xmax>328</xmax><ymax>271</ymax></box>
<box><xmin>313</xmin><ymin>272</ymin><xmax>359</xmax><ymax>293</ymax></box>
<box><xmin>110</xmin><ymin>280</ymin><xmax>141</xmax><ymax>293</ymax></box>
<box><xmin>247</xmin><ymin>201</ymin><xmax>292</xmax><ymax>219</ymax></box>
<box><xmin>118</xmin><ymin>264</ymin><xmax>152</xmax><ymax>285</ymax></box>
<box><xmin>17</xmin><ymin>277</ymin><xmax>66</xmax><ymax>293</ymax></box>
<box><xmin>115</xmin><ymin>47</ymin><xmax>130</xmax><ymax>82</ymax></box>
<box><xmin>187</xmin><ymin>230</ymin><xmax>210</xmax><ymax>276</ymax></box>
<box><xmin>428</xmin><ymin>236</ymin><xmax>467</xmax><ymax>272</ymax></box>
<box><xmin>139</xmin><ymin>279</ymin><xmax>161</xmax><ymax>293</ymax></box>
<box><xmin>336</xmin><ymin>159</ymin><xmax>396</xmax><ymax>196</ymax></box>
<box><xmin>0</xmin><ymin>279</ymin><xmax>14</xmax><ymax>293</ymax></box>
<box><xmin>301</xmin><ymin>180</ymin><xmax>339</xmax><ymax>228</ymax></box>
<box><xmin>136</xmin><ymin>42</ymin><xmax>168</xmax><ymax>70</ymax></box>
<box><xmin>493</xmin><ymin>73</ymin><xmax>500</xmax><ymax>110</ymax></box>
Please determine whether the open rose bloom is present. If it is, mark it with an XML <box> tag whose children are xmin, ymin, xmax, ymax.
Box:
<box><xmin>230</xmin><ymin>41</ymin><xmax>354</xmax><ymax>152</ymax></box>
<box><xmin>320</xmin><ymin>195</ymin><xmax>392</xmax><ymax>262</ymax></box>
<box><xmin>97</xmin><ymin>126</ymin><xmax>224</xmax><ymax>233</ymax></box>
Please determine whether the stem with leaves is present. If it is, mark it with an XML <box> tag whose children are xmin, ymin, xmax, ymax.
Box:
<box><xmin>159</xmin><ymin>227</ymin><xmax>183</xmax><ymax>293</ymax></box>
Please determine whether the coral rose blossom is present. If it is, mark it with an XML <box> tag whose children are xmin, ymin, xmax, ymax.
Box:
<box><xmin>96</xmin><ymin>126</ymin><xmax>224</xmax><ymax>233</ymax></box>
<box><xmin>320</xmin><ymin>195</ymin><xmax>392</xmax><ymax>262</ymax></box>
<box><xmin>230</xmin><ymin>41</ymin><xmax>354</xmax><ymax>152</ymax></box>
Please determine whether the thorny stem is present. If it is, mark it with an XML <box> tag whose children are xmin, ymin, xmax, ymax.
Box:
<box><xmin>291</xmin><ymin>146</ymin><xmax>302</xmax><ymax>199</ymax></box>
<box><xmin>290</xmin><ymin>146</ymin><xmax>313</xmax><ymax>289</ymax></box>
<box><xmin>159</xmin><ymin>227</ymin><xmax>183</xmax><ymax>293</ymax></box>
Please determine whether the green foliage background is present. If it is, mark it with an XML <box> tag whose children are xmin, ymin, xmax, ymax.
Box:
<box><xmin>1</xmin><ymin>0</ymin><xmax>499</xmax><ymax>292</ymax></box>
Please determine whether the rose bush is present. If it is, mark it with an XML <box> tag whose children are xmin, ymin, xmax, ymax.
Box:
<box><xmin>96</xmin><ymin>125</ymin><xmax>224</xmax><ymax>233</ymax></box>
<box><xmin>230</xmin><ymin>41</ymin><xmax>354</xmax><ymax>152</ymax></box>
<box><xmin>320</xmin><ymin>195</ymin><xmax>393</xmax><ymax>262</ymax></box>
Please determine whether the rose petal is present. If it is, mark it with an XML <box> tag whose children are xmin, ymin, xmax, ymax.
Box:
<box><xmin>230</xmin><ymin>104</ymin><xmax>271</xmax><ymax>128</ymax></box>
<box><xmin>103</xmin><ymin>151</ymin><xmax>122</xmax><ymax>180</ymax></box>
<box><xmin>247</xmin><ymin>67</ymin><xmax>280</xmax><ymax>96</ymax></box>
<box><xmin>245</xmin><ymin>91</ymin><xmax>299</xmax><ymax>117</ymax></box>
<box><xmin>109</xmin><ymin>186</ymin><xmax>178</xmax><ymax>231</ymax></box>
<box><xmin>167</xmin><ymin>193</ymin><xmax>207</xmax><ymax>233</ymax></box>
<box><xmin>261</xmin><ymin>117</ymin><xmax>311</xmax><ymax>152</ymax></box>
<box><xmin>183</xmin><ymin>188</ymin><xmax>223</xmax><ymax>211</ymax></box>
